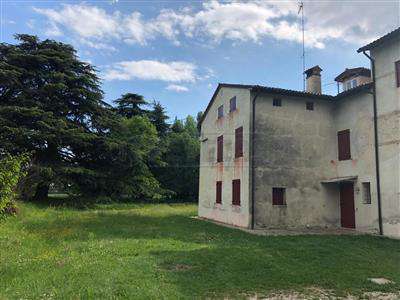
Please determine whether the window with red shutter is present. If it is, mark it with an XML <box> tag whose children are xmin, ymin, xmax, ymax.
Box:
<box><xmin>217</xmin><ymin>135</ymin><xmax>223</xmax><ymax>162</ymax></box>
<box><xmin>272</xmin><ymin>188</ymin><xmax>286</xmax><ymax>205</ymax></box>
<box><xmin>338</xmin><ymin>129</ymin><xmax>351</xmax><ymax>161</ymax></box>
<box><xmin>216</xmin><ymin>181</ymin><xmax>222</xmax><ymax>204</ymax></box>
<box><xmin>229</xmin><ymin>96</ymin><xmax>237</xmax><ymax>112</ymax></box>
<box><xmin>235</xmin><ymin>126</ymin><xmax>243</xmax><ymax>158</ymax></box>
<box><xmin>395</xmin><ymin>60</ymin><xmax>400</xmax><ymax>88</ymax></box>
<box><xmin>232</xmin><ymin>179</ymin><xmax>240</xmax><ymax>206</ymax></box>
<box><xmin>217</xmin><ymin>105</ymin><xmax>224</xmax><ymax>119</ymax></box>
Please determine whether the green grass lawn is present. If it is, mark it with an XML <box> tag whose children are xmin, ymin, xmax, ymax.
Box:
<box><xmin>1</xmin><ymin>202</ymin><xmax>400</xmax><ymax>299</ymax></box>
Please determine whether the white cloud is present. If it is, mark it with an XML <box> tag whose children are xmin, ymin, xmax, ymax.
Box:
<box><xmin>103</xmin><ymin>60</ymin><xmax>197</xmax><ymax>82</ymax></box>
<box><xmin>34</xmin><ymin>1</ymin><xmax>399</xmax><ymax>50</ymax></box>
<box><xmin>166</xmin><ymin>84</ymin><xmax>189</xmax><ymax>92</ymax></box>
<box><xmin>33</xmin><ymin>5</ymin><xmax>120</xmax><ymax>39</ymax></box>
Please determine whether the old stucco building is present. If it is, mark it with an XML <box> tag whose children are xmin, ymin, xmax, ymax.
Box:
<box><xmin>198</xmin><ymin>28</ymin><xmax>400</xmax><ymax>238</ymax></box>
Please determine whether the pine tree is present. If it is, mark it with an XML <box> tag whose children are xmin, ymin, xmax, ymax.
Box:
<box><xmin>114</xmin><ymin>93</ymin><xmax>148</xmax><ymax>118</ymax></box>
<box><xmin>149</xmin><ymin>101</ymin><xmax>169</xmax><ymax>137</ymax></box>
<box><xmin>0</xmin><ymin>35</ymin><xmax>162</xmax><ymax>201</ymax></box>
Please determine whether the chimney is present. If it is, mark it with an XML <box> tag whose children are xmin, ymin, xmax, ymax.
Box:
<box><xmin>304</xmin><ymin>65</ymin><xmax>322</xmax><ymax>94</ymax></box>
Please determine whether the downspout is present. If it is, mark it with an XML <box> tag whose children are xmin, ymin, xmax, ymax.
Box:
<box><xmin>362</xmin><ymin>51</ymin><xmax>383</xmax><ymax>235</ymax></box>
<box><xmin>250</xmin><ymin>89</ymin><xmax>260</xmax><ymax>229</ymax></box>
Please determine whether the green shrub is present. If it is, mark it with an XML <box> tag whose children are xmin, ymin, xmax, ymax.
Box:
<box><xmin>0</xmin><ymin>153</ymin><xmax>29</xmax><ymax>215</ymax></box>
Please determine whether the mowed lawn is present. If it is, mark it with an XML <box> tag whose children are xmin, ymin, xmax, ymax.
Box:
<box><xmin>1</xmin><ymin>203</ymin><xmax>400</xmax><ymax>299</ymax></box>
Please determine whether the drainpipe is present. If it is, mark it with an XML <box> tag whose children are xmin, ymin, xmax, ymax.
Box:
<box><xmin>250</xmin><ymin>89</ymin><xmax>260</xmax><ymax>229</ymax></box>
<box><xmin>362</xmin><ymin>51</ymin><xmax>383</xmax><ymax>236</ymax></box>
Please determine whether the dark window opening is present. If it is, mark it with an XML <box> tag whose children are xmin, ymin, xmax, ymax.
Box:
<box><xmin>218</xmin><ymin>105</ymin><xmax>224</xmax><ymax>119</ymax></box>
<box><xmin>273</xmin><ymin>98</ymin><xmax>282</xmax><ymax>107</ymax></box>
<box><xmin>396</xmin><ymin>60</ymin><xmax>400</xmax><ymax>88</ymax></box>
<box><xmin>232</xmin><ymin>179</ymin><xmax>241</xmax><ymax>206</ymax></box>
<box><xmin>338</xmin><ymin>129</ymin><xmax>351</xmax><ymax>161</ymax></box>
<box><xmin>229</xmin><ymin>96</ymin><xmax>237</xmax><ymax>112</ymax></box>
<box><xmin>272</xmin><ymin>187</ymin><xmax>286</xmax><ymax>205</ymax></box>
<box><xmin>362</xmin><ymin>182</ymin><xmax>371</xmax><ymax>204</ymax></box>
<box><xmin>235</xmin><ymin>126</ymin><xmax>243</xmax><ymax>158</ymax></box>
<box><xmin>216</xmin><ymin>181</ymin><xmax>222</xmax><ymax>204</ymax></box>
<box><xmin>217</xmin><ymin>135</ymin><xmax>223</xmax><ymax>162</ymax></box>
<box><xmin>306</xmin><ymin>102</ymin><xmax>314</xmax><ymax>111</ymax></box>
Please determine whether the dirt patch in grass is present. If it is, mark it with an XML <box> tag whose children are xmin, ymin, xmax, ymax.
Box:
<box><xmin>248</xmin><ymin>288</ymin><xmax>400</xmax><ymax>299</ymax></box>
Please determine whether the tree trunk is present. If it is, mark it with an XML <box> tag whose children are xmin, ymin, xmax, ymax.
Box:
<box><xmin>33</xmin><ymin>183</ymin><xmax>49</xmax><ymax>201</ymax></box>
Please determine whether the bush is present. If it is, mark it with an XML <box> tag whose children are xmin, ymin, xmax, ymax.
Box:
<box><xmin>0</xmin><ymin>153</ymin><xmax>29</xmax><ymax>215</ymax></box>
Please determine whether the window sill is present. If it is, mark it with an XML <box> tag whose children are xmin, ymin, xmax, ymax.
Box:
<box><xmin>338</xmin><ymin>158</ymin><xmax>352</xmax><ymax>161</ymax></box>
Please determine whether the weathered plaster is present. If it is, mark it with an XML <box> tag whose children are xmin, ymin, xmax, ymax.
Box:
<box><xmin>198</xmin><ymin>87</ymin><xmax>252</xmax><ymax>227</ymax></box>
<box><xmin>372</xmin><ymin>38</ymin><xmax>400</xmax><ymax>237</ymax></box>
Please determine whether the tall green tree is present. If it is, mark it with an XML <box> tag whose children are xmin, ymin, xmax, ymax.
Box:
<box><xmin>149</xmin><ymin>101</ymin><xmax>169</xmax><ymax>137</ymax></box>
<box><xmin>0</xmin><ymin>35</ymin><xmax>161</xmax><ymax>201</ymax></box>
<box><xmin>114</xmin><ymin>93</ymin><xmax>148</xmax><ymax>118</ymax></box>
<box><xmin>0</xmin><ymin>34</ymin><xmax>107</xmax><ymax>200</ymax></box>
<box><xmin>157</xmin><ymin>116</ymin><xmax>200</xmax><ymax>200</ymax></box>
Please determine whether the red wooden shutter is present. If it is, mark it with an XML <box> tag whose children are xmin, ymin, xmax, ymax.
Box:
<box><xmin>232</xmin><ymin>179</ymin><xmax>241</xmax><ymax>206</ymax></box>
<box><xmin>338</xmin><ymin>129</ymin><xmax>351</xmax><ymax>161</ymax></box>
<box><xmin>272</xmin><ymin>188</ymin><xmax>285</xmax><ymax>205</ymax></box>
<box><xmin>235</xmin><ymin>127</ymin><xmax>243</xmax><ymax>158</ymax></box>
<box><xmin>217</xmin><ymin>135</ymin><xmax>223</xmax><ymax>162</ymax></box>
<box><xmin>216</xmin><ymin>181</ymin><xmax>222</xmax><ymax>204</ymax></box>
<box><xmin>218</xmin><ymin>105</ymin><xmax>224</xmax><ymax>119</ymax></box>
<box><xmin>396</xmin><ymin>60</ymin><xmax>400</xmax><ymax>88</ymax></box>
<box><xmin>230</xmin><ymin>97</ymin><xmax>236</xmax><ymax>112</ymax></box>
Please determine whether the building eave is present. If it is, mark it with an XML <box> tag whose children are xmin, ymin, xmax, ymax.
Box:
<box><xmin>334</xmin><ymin>82</ymin><xmax>373</xmax><ymax>100</ymax></box>
<box><xmin>357</xmin><ymin>27</ymin><xmax>400</xmax><ymax>52</ymax></box>
<box><xmin>198</xmin><ymin>83</ymin><xmax>253</xmax><ymax>127</ymax></box>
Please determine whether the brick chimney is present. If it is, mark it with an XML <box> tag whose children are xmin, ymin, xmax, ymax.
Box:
<box><xmin>304</xmin><ymin>65</ymin><xmax>322</xmax><ymax>94</ymax></box>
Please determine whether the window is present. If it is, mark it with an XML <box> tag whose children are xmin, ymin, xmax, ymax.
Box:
<box><xmin>338</xmin><ymin>129</ymin><xmax>351</xmax><ymax>161</ymax></box>
<box><xmin>345</xmin><ymin>81</ymin><xmax>352</xmax><ymax>91</ymax></box>
<box><xmin>396</xmin><ymin>60</ymin><xmax>400</xmax><ymax>88</ymax></box>
<box><xmin>362</xmin><ymin>182</ymin><xmax>371</xmax><ymax>204</ymax></box>
<box><xmin>306</xmin><ymin>102</ymin><xmax>314</xmax><ymax>111</ymax></box>
<box><xmin>235</xmin><ymin>126</ymin><xmax>243</xmax><ymax>158</ymax></box>
<box><xmin>232</xmin><ymin>179</ymin><xmax>241</xmax><ymax>206</ymax></box>
<box><xmin>273</xmin><ymin>98</ymin><xmax>282</xmax><ymax>107</ymax></box>
<box><xmin>229</xmin><ymin>96</ymin><xmax>237</xmax><ymax>112</ymax></box>
<box><xmin>351</xmin><ymin>79</ymin><xmax>357</xmax><ymax>88</ymax></box>
<box><xmin>218</xmin><ymin>105</ymin><xmax>224</xmax><ymax>119</ymax></box>
<box><xmin>272</xmin><ymin>188</ymin><xmax>286</xmax><ymax>205</ymax></box>
<box><xmin>217</xmin><ymin>135</ymin><xmax>223</xmax><ymax>162</ymax></box>
<box><xmin>216</xmin><ymin>181</ymin><xmax>222</xmax><ymax>204</ymax></box>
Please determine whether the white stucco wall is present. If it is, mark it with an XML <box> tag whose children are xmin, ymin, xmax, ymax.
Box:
<box><xmin>372</xmin><ymin>38</ymin><xmax>400</xmax><ymax>238</ymax></box>
<box><xmin>253</xmin><ymin>94</ymin><xmax>340</xmax><ymax>228</ymax></box>
<box><xmin>333</xmin><ymin>92</ymin><xmax>379</xmax><ymax>233</ymax></box>
<box><xmin>198</xmin><ymin>86</ymin><xmax>252</xmax><ymax>228</ymax></box>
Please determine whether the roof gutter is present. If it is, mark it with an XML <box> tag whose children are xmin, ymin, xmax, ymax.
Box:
<box><xmin>250</xmin><ymin>89</ymin><xmax>260</xmax><ymax>229</ymax></box>
<box><xmin>361</xmin><ymin>50</ymin><xmax>383</xmax><ymax>236</ymax></box>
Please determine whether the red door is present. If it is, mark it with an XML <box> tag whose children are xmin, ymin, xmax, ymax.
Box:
<box><xmin>340</xmin><ymin>182</ymin><xmax>355</xmax><ymax>228</ymax></box>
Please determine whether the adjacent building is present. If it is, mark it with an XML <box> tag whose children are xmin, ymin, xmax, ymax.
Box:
<box><xmin>198</xmin><ymin>28</ymin><xmax>400</xmax><ymax>238</ymax></box>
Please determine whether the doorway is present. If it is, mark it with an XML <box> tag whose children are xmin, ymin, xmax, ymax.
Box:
<box><xmin>340</xmin><ymin>182</ymin><xmax>355</xmax><ymax>228</ymax></box>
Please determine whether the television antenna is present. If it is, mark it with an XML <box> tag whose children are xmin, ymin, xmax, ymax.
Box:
<box><xmin>298</xmin><ymin>2</ymin><xmax>305</xmax><ymax>91</ymax></box>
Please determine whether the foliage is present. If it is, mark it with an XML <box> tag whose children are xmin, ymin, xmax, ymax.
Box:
<box><xmin>1</xmin><ymin>202</ymin><xmax>400</xmax><ymax>298</ymax></box>
<box><xmin>114</xmin><ymin>93</ymin><xmax>148</xmax><ymax>118</ymax></box>
<box><xmin>156</xmin><ymin>117</ymin><xmax>200</xmax><ymax>200</ymax></box>
<box><xmin>0</xmin><ymin>34</ymin><xmax>106</xmax><ymax>200</ymax></box>
<box><xmin>1</xmin><ymin>34</ymin><xmax>201</xmax><ymax>203</ymax></box>
<box><xmin>0</xmin><ymin>153</ymin><xmax>29</xmax><ymax>214</ymax></box>
<box><xmin>148</xmin><ymin>101</ymin><xmax>169</xmax><ymax>137</ymax></box>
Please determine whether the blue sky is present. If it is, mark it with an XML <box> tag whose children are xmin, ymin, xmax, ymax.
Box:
<box><xmin>1</xmin><ymin>0</ymin><xmax>399</xmax><ymax>120</ymax></box>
